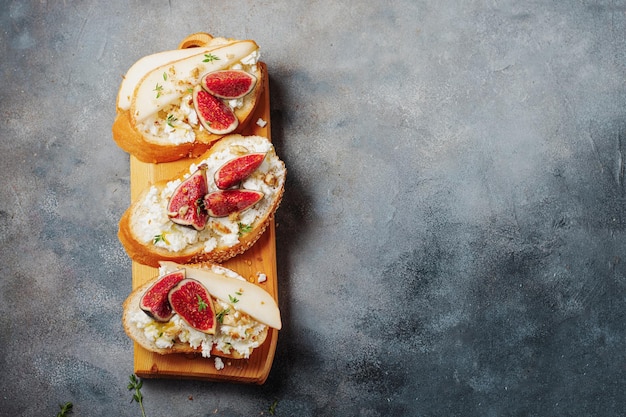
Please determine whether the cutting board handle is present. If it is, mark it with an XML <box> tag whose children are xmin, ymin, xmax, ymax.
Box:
<box><xmin>177</xmin><ymin>32</ymin><xmax>214</xmax><ymax>49</ymax></box>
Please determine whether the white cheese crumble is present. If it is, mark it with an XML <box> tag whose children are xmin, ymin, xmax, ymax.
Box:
<box><xmin>131</xmin><ymin>136</ymin><xmax>285</xmax><ymax>254</ymax></box>
<box><xmin>240</xmin><ymin>50</ymin><xmax>260</xmax><ymax>67</ymax></box>
<box><xmin>256</xmin><ymin>118</ymin><xmax>267</xmax><ymax>127</ymax></box>
<box><xmin>214</xmin><ymin>357</ymin><xmax>225</xmax><ymax>370</ymax></box>
<box><xmin>257</xmin><ymin>273</ymin><xmax>267</xmax><ymax>283</ymax></box>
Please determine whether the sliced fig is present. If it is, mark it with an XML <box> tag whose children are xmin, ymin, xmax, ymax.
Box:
<box><xmin>192</xmin><ymin>85</ymin><xmax>239</xmax><ymax>135</ymax></box>
<box><xmin>200</xmin><ymin>70</ymin><xmax>257</xmax><ymax>99</ymax></box>
<box><xmin>167</xmin><ymin>164</ymin><xmax>209</xmax><ymax>230</ymax></box>
<box><xmin>168</xmin><ymin>278</ymin><xmax>216</xmax><ymax>334</ymax></box>
<box><xmin>214</xmin><ymin>153</ymin><xmax>266</xmax><ymax>189</ymax></box>
<box><xmin>139</xmin><ymin>269</ymin><xmax>186</xmax><ymax>321</ymax></box>
<box><xmin>204</xmin><ymin>189</ymin><xmax>264</xmax><ymax>217</ymax></box>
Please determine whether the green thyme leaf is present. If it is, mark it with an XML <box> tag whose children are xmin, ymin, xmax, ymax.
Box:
<box><xmin>162</xmin><ymin>72</ymin><xmax>167</xmax><ymax>81</ymax></box>
<box><xmin>56</xmin><ymin>402</ymin><xmax>73</xmax><ymax>417</ymax></box>
<box><xmin>238</xmin><ymin>222</ymin><xmax>252</xmax><ymax>236</ymax></box>
<box><xmin>197</xmin><ymin>294</ymin><xmax>208</xmax><ymax>312</ymax></box>
<box><xmin>196</xmin><ymin>197</ymin><xmax>206</xmax><ymax>217</ymax></box>
<box><xmin>154</xmin><ymin>83</ymin><xmax>163</xmax><ymax>98</ymax></box>
<box><xmin>229</xmin><ymin>294</ymin><xmax>239</xmax><ymax>304</ymax></box>
<box><xmin>216</xmin><ymin>308</ymin><xmax>230</xmax><ymax>323</ymax></box>
<box><xmin>153</xmin><ymin>233</ymin><xmax>169</xmax><ymax>245</ymax></box>
<box><xmin>203</xmin><ymin>53</ymin><xmax>220</xmax><ymax>63</ymax></box>
<box><xmin>166</xmin><ymin>114</ymin><xmax>178</xmax><ymax>127</ymax></box>
<box><xmin>269</xmin><ymin>399</ymin><xmax>279</xmax><ymax>415</ymax></box>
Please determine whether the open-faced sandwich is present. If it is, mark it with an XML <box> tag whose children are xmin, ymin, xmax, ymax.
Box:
<box><xmin>118</xmin><ymin>134</ymin><xmax>286</xmax><ymax>268</ymax></box>
<box><xmin>123</xmin><ymin>261</ymin><xmax>281</xmax><ymax>359</ymax></box>
<box><xmin>113</xmin><ymin>33</ymin><xmax>265</xmax><ymax>163</ymax></box>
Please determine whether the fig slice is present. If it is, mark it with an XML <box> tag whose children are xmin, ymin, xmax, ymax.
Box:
<box><xmin>168</xmin><ymin>278</ymin><xmax>217</xmax><ymax>334</ymax></box>
<box><xmin>139</xmin><ymin>269</ymin><xmax>186</xmax><ymax>321</ymax></box>
<box><xmin>192</xmin><ymin>85</ymin><xmax>239</xmax><ymax>135</ymax></box>
<box><xmin>167</xmin><ymin>164</ymin><xmax>209</xmax><ymax>230</ymax></box>
<box><xmin>214</xmin><ymin>152</ymin><xmax>267</xmax><ymax>189</ymax></box>
<box><xmin>200</xmin><ymin>70</ymin><xmax>257</xmax><ymax>99</ymax></box>
<box><xmin>204</xmin><ymin>189</ymin><xmax>264</xmax><ymax>217</ymax></box>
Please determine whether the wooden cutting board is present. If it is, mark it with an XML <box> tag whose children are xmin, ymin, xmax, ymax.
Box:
<box><xmin>128</xmin><ymin>62</ymin><xmax>279</xmax><ymax>384</ymax></box>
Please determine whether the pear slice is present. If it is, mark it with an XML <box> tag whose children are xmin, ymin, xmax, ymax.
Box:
<box><xmin>130</xmin><ymin>40</ymin><xmax>258</xmax><ymax>124</ymax></box>
<box><xmin>159</xmin><ymin>261</ymin><xmax>282</xmax><ymax>330</ymax></box>
<box><xmin>117</xmin><ymin>47</ymin><xmax>219</xmax><ymax>112</ymax></box>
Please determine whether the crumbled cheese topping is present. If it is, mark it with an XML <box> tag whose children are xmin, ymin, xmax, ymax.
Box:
<box><xmin>130</xmin><ymin>296</ymin><xmax>267</xmax><ymax>359</ymax></box>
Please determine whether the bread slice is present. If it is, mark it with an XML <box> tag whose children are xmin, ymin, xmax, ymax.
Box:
<box><xmin>112</xmin><ymin>34</ymin><xmax>264</xmax><ymax>163</ymax></box>
<box><xmin>118</xmin><ymin>134</ymin><xmax>286</xmax><ymax>268</ymax></box>
<box><xmin>123</xmin><ymin>262</ymin><xmax>278</xmax><ymax>359</ymax></box>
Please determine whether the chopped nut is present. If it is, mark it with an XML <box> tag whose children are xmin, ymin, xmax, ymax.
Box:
<box><xmin>229</xmin><ymin>144</ymin><xmax>249</xmax><ymax>155</ymax></box>
<box><xmin>264</xmin><ymin>172</ymin><xmax>278</xmax><ymax>187</ymax></box>
<box><xmin>210</xmin><ymin>221</ymin><xmax>232</xmax><ymax>235</ymax></box>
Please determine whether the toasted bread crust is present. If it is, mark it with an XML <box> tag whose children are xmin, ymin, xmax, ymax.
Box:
<box><xmin>117</xmin><ymin>134</ymin><xmax>285</xmax><ymax>268</ymax></box>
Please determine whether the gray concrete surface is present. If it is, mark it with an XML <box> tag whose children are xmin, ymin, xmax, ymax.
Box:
<box><xmin>2</xmin><ymin>1</ymin><xmax>626</xmax><ymax>416</ymax></box>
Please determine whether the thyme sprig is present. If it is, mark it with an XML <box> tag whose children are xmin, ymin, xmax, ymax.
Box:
<box><xmin>166</xmin><ymin>114</ymin><xmax>178</xmax><ymax>128</ymax></box>
<box><xmin>56</xmin><ymin>402</ymin><xmax>73</xmax><ymax>417</ymax></box>
<box><xmin>216</xmin><ymin>308</ymin><xmax>230</xmax><ymax>323</ymax></box>
<box><xmin>153</xmin><ymin>233</ymin><xmax>169</xmax><ymax>245</ymax></box>
<box><xmin>238</xmin><ymin>222</ymin><xmax>252</xmax><ymax>236</ymax></box>
<box><xmin>128</xmin><ymin>374</ymin><xmax>147</xmax><ymax>417</ymax></box>
<box><xmin>154</xmin><ymin>83</ymin><xmax>163</xmax><ymax>99</ymax></box>
<box><xmin>197</xmin><ymin>294</ymin><xmax>208</xmax><ymax>312</ymax></box>
<box><xmin>268</xmin><ymin>399</ymin><xmax>279</xmax><ymax>415</ymax></box>
<box><xmin>203</xmin><ymin>53</ymin><xmax>220</xmax><ymax>63</ymax></box>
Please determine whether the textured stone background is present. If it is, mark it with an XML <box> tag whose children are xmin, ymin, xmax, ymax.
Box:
<box><xmin>2</xmin><ymin>1</ymin><xmax>626</xmax><ymax>416</ymax></box>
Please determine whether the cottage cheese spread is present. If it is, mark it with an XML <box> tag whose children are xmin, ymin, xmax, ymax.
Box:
<box><xmin>131</xmin><ymin>136</ymin><xmax>285</xmax><ymax>253</ymax></box>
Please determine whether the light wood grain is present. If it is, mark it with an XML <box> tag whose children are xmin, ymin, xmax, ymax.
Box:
<box><xmin>129</xmin><ymin>62</ymin><xmax>279</xmax><ymax>384</ymax></box>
